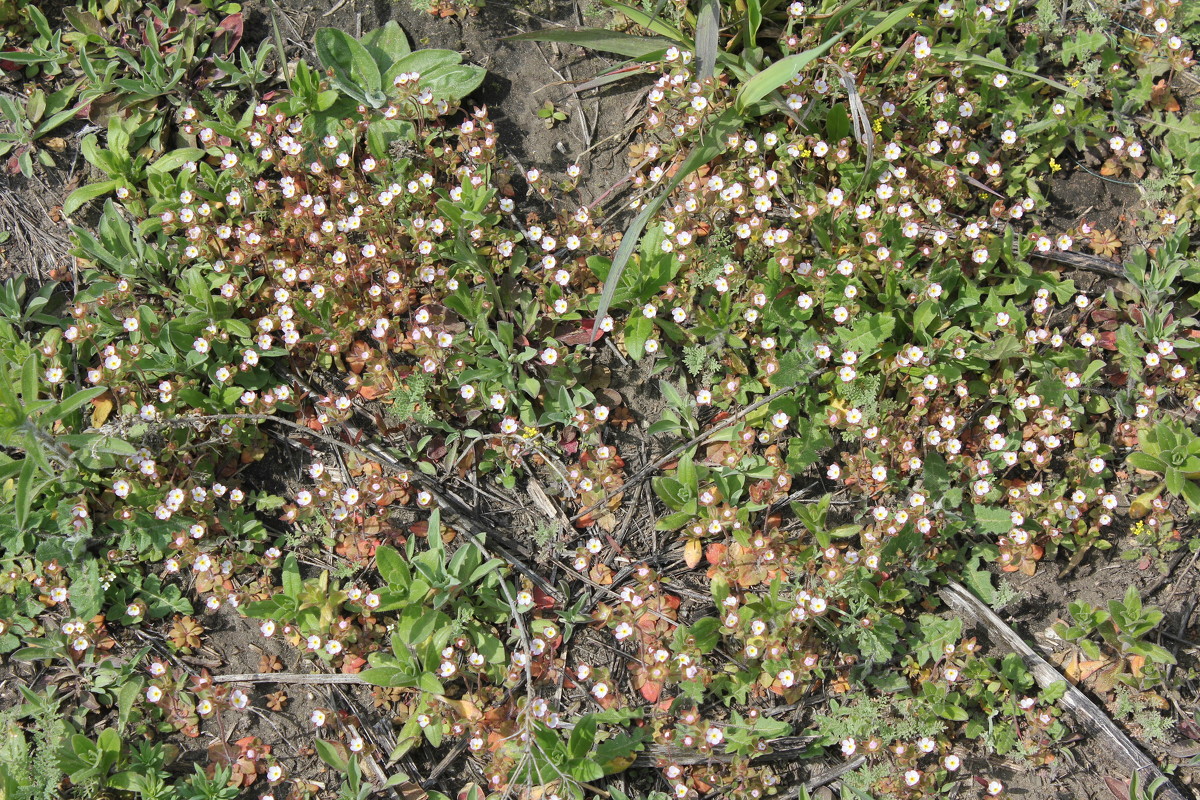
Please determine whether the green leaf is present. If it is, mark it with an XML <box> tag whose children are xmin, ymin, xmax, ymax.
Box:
<box><xmin>48</xmin><ymin>386</ymin><xmax>107</xmax><ymax>422</ymax></box>
<box><xmin>315</xmin><ymin>739</ymin><xmax>349</xmax><ymax>773</ymax></box>
<box><xmin>375</xmin><ymin>545</ymin><xmax>407</xmax><ymax>587</ymax></box>
<box><xmin>386</xmin><ymin>48</ymin><xmax>462</xmax><ymax>84</ymax></box>
<box><xmin>281</xmin><ymin>553</ymin><xmax>302</xmax><ymax>599</ymax></box>
<box><xmin>736</xmin><ymin>30</ymin><xmax>848</xmax><ymax>112</ymax></box>
<box><xmin>62</xmin><ymin>180</ymin><xmax>121</xmax><ymax>218</ymax></box>
<box><xmin>366</xmin><ymin>118</ymin><xmax>416</xmax><ymax>161</ymax></box>
<box><xmin>972</xmin><ymin>505</ymin><xmax>1012</xmax><ymax>535</ymax></box>
<box><xmin>786</xmin><ymin>418</ymin><xmax>833</xmax><ymax>471</ymax></box>
<box><xmin>826</xmin><ymin>101</ymin><xmax>853</xmax><ymax>140</ymax></box>
<box><xmin>601</xmin><ymin>1</ymin><xmax>689</xmax><ymax>43</ymax></box>
<box><xmin>70</xmin><ymin>559</ymin><xmax>105</xmax><ymax>621</ymax></box>
<box><xmin>507</xmin><ymin>28</ymin><xmax>671</xmax><ymax>58</ymax></box>
<box><xmin>846</xmin><ymin>2</ymin><xmax>918</xmax><ymax>57</ymax></box>
<box><xmin>1127</xmin><ymin>452</ymin><xmax>1166</xmax><ymax>473</ymax></box>
<box><xmin>20</xmin><ymin>354</ymin><xmax>36</xmax><ymax>406</ymax></box>
<box><xmin>834</xmin><ymin>314</ymin><xmax>896</xmax><ymax>358</ymax></box>
<box><xmin>420</xmin><ymin>65</ymin><xmax>486</xmax><ymax>104</ymax></box>
<box><xmin>418</xmin><ymin>671</ymin><xmax>444</xmax><ymax>695</ymax></box>
<box><xmin>1061</xmin><ymin>30</ymin><xmax>1106</xmax><ymax>66</ymax></box>
<box><xmin>568</xmin><ymin>714</ymin><xmax>597</xmax><ymax>761</ymax></box>
<box><xmin>961</xmin><ymin>559</ymin><xmax>997</xmax><ymax>607</ymax></box>
<box><xmin>14</xmin><ymin>457</ymin><xmax>35</xmax><ymax>530</ymax></box>
<box><xmin>25</xmin><ymin>89</ymin><xmax>45</xmax><ymax>123</ymax></box>
<box><xmin>359</xmin><ymin>665</ymin><xmax>416</xmax><ymax>687</ymax></box>
<box><xmin>360</xmin><ymin>20</ymin><xmax>411</xmax><ymax>70</ymax></box>
<box><xmin>1183</xmin><ymin>480</ymin><xmax>1200</xmax><ymax>512</ymax></box>
<box><xmin>148</xmin><ymin>148</ymin><xmax>205</xmax><ymax>175</ymax></box>
<box><xmin>315</xmin><ymin>27</ymin><xmax>383</xmax><ymax>97</ymax></box>
<box><xmin>937</xmin><ymin>702</ymin><xmax>970</xmax><ymax>722</ymax></box>
<box><xmin>116</xmin><ymin>675</ymin><xmax>143</xmax><ymax>732</ymax></box>
<box><xmin>695</xmin><ymin>0</ymin><xmax>720</xmax><ymax>82</ymax></box>
<box><xmin>744</xmin><ymin>0</ymin><xmax>762</xmax><ymax>49</ymax></box>
<box><xmin>623</xmin><ymin>316</ymin><xmax>653</xmax><ymax>360</ymax></box>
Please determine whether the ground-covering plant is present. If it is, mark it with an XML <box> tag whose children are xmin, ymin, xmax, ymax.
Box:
<box><xmin>2</xmin><ymin>1</ymin><xmax>1200</xmax><ymax>800</ymax></box>
<box><xmin>1052</xmin><ymin>585</ymin><xmax>1177</xmax><ymax>690</ymax></box>
<box><xmin>2</xmin><ymin>0</ymin><xmax>268</xmax><ymax>180</ymax></box>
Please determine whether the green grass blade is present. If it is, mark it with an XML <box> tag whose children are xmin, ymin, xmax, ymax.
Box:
<box><xmin>744</xmin><ymin>0</ymin><xmax>762</xmax><ymax>49</ymax></box>
<box><xmin>695</xmin><ymin>0</ymin><xmax>720</xmax><ymax>82</ymax></box>
<box><xmin>572</xmin><ymin>64</ymin><xmax>656</xmax><ymax>94</ymax></box>
<box><xmin>934</xmin><ymin>48</ymin><xmax>1082</xmax><ymax>96</ymax></box>
<box><xmin>602</xmin><ymin>1</ymin><xmax>690</xmax><ymax>44</ymax></box>
<box><xmin>590</xmin><ymin>108</ymin><xmax>741</xmax><ymax>344</ymax></box>
<box><xmin>847</xmin><ymin>1</ymin><xmax>919</xmax><ymax>57</ymax></box>
<box><xmin>736</xmin><ymin>29</ymin><xmax>848</xmax><ymax>112</ymax></box>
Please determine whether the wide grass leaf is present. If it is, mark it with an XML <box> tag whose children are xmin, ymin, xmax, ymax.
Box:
<box><xmin>591</xmin><ymin>108</ymin><xmax>742</xmax><ymax>343</ymax></box>
<box><xmin>736</xmin><ymin>29</ymin><xmax>848</xmax><ymax>112</ymax></box>
<box><xmin>695</xmin><ymin>0</ymin><xmax>720</xmax><ymax>81</ymax></box>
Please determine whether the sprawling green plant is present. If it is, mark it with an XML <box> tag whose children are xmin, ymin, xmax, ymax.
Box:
<box><xmin>1128</xmin><ymin>419</ymin><xmax>1200</xmax><ymax>512</ymax></box>
<box><xmin>3</xmin><ymin>2</ymin><xmax>1200</xmax><ymax>800</ymax></box>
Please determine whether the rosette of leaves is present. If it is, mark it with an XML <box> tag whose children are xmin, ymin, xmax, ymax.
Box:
<box><xmin>1127</xmin><ymin>419</ymin><xmax>1200</xmax><ymax>513</ymax></box>
<box><xmin>314</xmin><ymin>21</ymin><xmax>485</xmax><ymax>111</ymax></box>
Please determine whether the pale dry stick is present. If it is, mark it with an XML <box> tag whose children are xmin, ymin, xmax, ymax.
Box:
<box><xmin>605</xmin><ymin>336</ymin><xmax>629</xmax><ymax>367</ymax></box>
<box><xmin>570</xmin><ymin>376</ymin><xmax>820</xmax><ymax>523</ymax></box>
<box><xmin>323</xmin><ymin>0</ymin><xmax>350</xmax><ymax>17</ymax></box>
<box><xmin>803</xmin><ymin>755</ymin><xmax>868</xmax><ymax>793</ymax></box>
<box><xmin>427</xmin><ymin>737</ymin><xmax>469</xmax><ymax>782</ymax></box>
<box><xmin>938</xmin><ymin>580</ymin><xmax>1190</xmax><ymax>800</ymax></box>
<box><xmin>213</xmin><ymin>671</ymin><xmax>368</xmax><ymax>684</ymax></box>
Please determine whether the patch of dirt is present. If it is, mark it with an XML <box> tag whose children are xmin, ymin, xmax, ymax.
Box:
<box><xmin>0</xmin><ymin>152</ymin><xmax>80</xmax><ymax>281</ymax></box>
<box><xmin>264</xmin><ymin>0</ymin><xmax>640</xmax><ymax>212</ymax></box>
<box><xmin>1044</xmin><ymin>165</ymin><xmax>1145</xmax><ymax>253</ymax></box>
<box><xmin>169</xmin><ymin>606</ymin><xmax>333</xmax><ymax>784</ymax></box>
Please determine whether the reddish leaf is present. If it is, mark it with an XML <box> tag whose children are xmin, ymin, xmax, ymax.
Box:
<box><xmin>1151</xmin><ymin>79</ymin><xmax>1181</xmax><ymax>112</ymax></box>
<box><xmin>557</xmin><ymin>318</ymin><xmax>606</xmax><ymax>346</ymax></box>
<box><xmin>1179</xmin><ymin>716</ymin><xmax>1200</xmax><ymax>741</ymax></box>
<box><xmin>639</xmin><ymin>678</ymin><xmax>662</xmax><ymax>703</ymax></box>
<box><xmin>532</xmin><ymin>586</ymin><xmax>557</xmax><ymax>609</ymax></box>
<box><xmin>207</xmin><ymin>741</ymin><xmax>239</xmax><ymax>765</ymax></box>
<box><xmin>357</xmin><ymin>384</ymin><xmax>388</xmax><ymax>400</ymax></box>
<box><xmin>214</xmin><ymin>13</ymin><xmax>244</xmax><ymax>56</ymax></box>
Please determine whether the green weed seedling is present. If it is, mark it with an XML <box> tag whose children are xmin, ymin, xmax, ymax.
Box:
<box><xmin>1128</xmin><ymin>419</ymin><xmax>1200</xmax><ymax>514</ymax></box>
<box><xmin>1053</xmin><ymin>586</ymin><xmax>1176</xmax><ymax>690</ymax></box>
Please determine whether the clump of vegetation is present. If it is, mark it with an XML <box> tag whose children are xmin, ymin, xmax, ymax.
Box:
<box><xmin>2</xmin><ymin>1</ymin><xmax>1200</xmax><ymax>799</ymax></box>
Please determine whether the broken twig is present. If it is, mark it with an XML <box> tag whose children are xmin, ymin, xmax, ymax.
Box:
<box><xmin>939</xmin><ymin>581</ymin><xmax>1189</xmax><ymax>800</ymax></box>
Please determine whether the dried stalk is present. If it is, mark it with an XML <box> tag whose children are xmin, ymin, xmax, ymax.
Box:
<box><xmin>939</xmin><ymin>581</ymin><xmax>1189</xmax><ymax>800</ymax></box>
